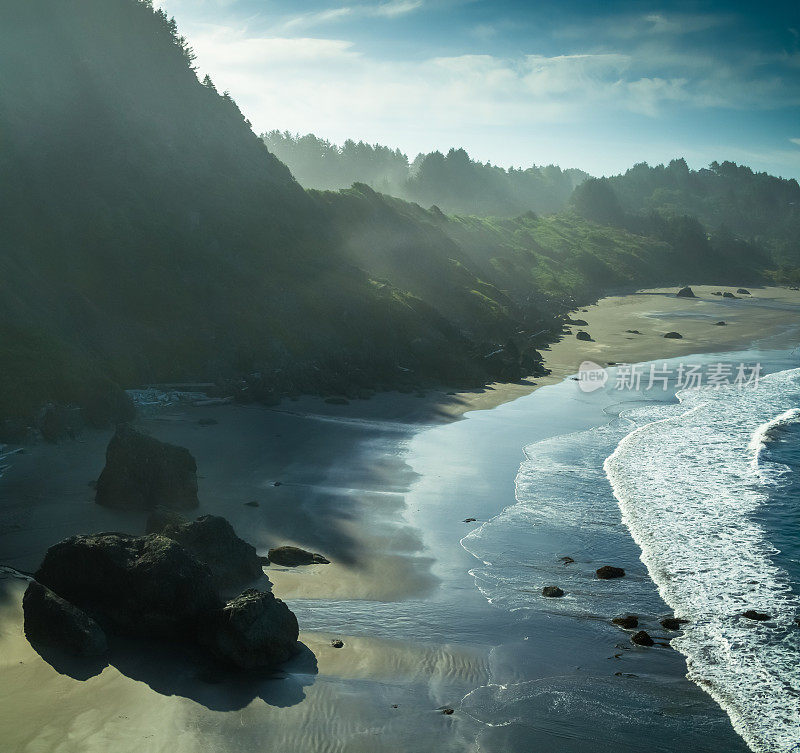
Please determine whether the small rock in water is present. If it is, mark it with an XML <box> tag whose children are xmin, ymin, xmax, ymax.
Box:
<box><xmin>737</xmin><ymin>288</ymin><xmax>751</xmax><ymax>295</ymax></box>
<box><xmin>331</xmin><ymin>639</ymin><xmax>344</xmax><ymax>648</ymax></box>
<box><xmin>712</xmin><ymin>291</ymin><xmax>723</xmax><ymax>296</ymax></box>
<box><xmin>576</xmin><ymin>331</ymin><xmax>592</xmax><ymax>341</ymax></box>
<box><xmin>625</xmin><ymin>329</ymin><xmax>641</xmax><ymax>334</ymax></box>
<box><xmin>676</xmin><ymin>286</ymin><xmax>696</xmax><ymax>298</ymax></box>
<box><xmin>663</xmin><ymin>331</ymin><xmax>683</xmax><ymax>339</ymax></box>
<box><xmin>245</xmin><ymin>500</ymin><xmax>259</xmax><ymax>507</ymax></box>
<box><xmin>612</xmin><ymin>615</ymin><xmax>638</xmax><ymax>629</ymax></box>
<box><xmin>723</xmin><ymin>292</ymin><xmax>738</xmax><ymax>299</ymax></box>
<box><xmin>464</xmin><ymin>517</ymin><xmax>477</xmax><ymax>523</ymax></box>
<box><xmin>542</xmin><ymin>586</ymin><xmax>565</xmax><ymax>598</ymax></box>
<box><xmin>631</xmin><ymin>631</ymin><xmax>654</xmax><ymax>646</ymax></box>
<box><xmin>273</xmin><ymin>481</ymin><xmax>282</xmax><ymax>487</ymax></box>
<box><xmin>441</xmin><ymin>708</ymin><xmax>455</xmax><ymax>715</ymax></box>
<box><xmin>742</xmin><ymin>610</ymin><xmax>770</xmax><ymax>621</ymax></box>
<box><xmin>714</xmin><ymin>321</ymin><xmax>727</xmax><ymax>326</ymax></box>
<box><xmin>560</xmin><ymin>556</ymin><xmax>575</xmax><ymax>565</ymax></box>
<box><xmin>660</xmin><ymin>616</ymin><xmax>688</xmax><ymax>631</ymax></box>
<box><xmin>596</xmin><ymin>565</ymin><xmax>625</xmax><ymax>579</ymax></box>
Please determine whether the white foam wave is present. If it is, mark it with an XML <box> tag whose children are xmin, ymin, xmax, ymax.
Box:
<box><xmin>604</xmin><ymin>368</ymin><xmax>800</xmax><ymax>753</ymax></box>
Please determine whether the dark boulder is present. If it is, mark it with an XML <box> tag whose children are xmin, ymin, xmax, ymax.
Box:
<box><xmin>35</xmin><ymin>533</ymin><xmax>221</xmax><ymax>638</ymax></box>
<box><xmin>663</xmin><ymin>332</ymin><xmax>683</xmax><ymax>339</ymax></box>
<box><xmin>631</xmin><ymin>630</ymin><xmax>654</xmax><ymax>646</ymax></box>
<box><xmin>464</xmin><ymin>517</ymin><xmax>477</xmax><ymax>523</ymax></box>
<box><xmin>723</xmin><ymin>292</ymin><xmax>738</xmax><ymax>299</ymax></box>
<box><xmin>742</xmin><ymin>610</ymin><xmax>770</xmax><ymax>621</ymax></box>
<box><xmin>712</xmin><ymin>291</ymin><xmax>723</xmax><ymax>296</ymax></box>
<box><xmin>331</xmin><ymin>639</ymin><xmax>344</xmax><ymax>648</ymax></box>
<box><xmin>542</xmin><ymin>586</ymin><xmax>565</xmax><ymax>598</ymax></box>
<box><xmin>714</xmin><ymin>321</ymin><xmax>727</xmax><ymax>326</ymax></box>
<box><xmin>23</xmin><ymin>581</ymin><xmax>107</xmax><ymax>657</ymax></box>
<box><xmin>566</xmin><ymin>318</ymin><xmax>589</xmax><ymax>326</ymax></box>
<box><xmin>625</xmin><ymin>330</ymin><xmax>641</xmax><ymax>334</ymax></box>
<box><xmin>268</xmin><ymin>546</ymin><xmax>330</xmax><ymax>567</ymax></box>
<box><xmin>612</xmin><ymin>615</ymin><xmax>638</xmax><ymax>629</ymax></box>
<box><xmin>596</xmin><ymin>565</ymin><xmax>625</xmax><ymax>579</ymax></box>
<box><xmin>199</xmin><ymin>589</ymin><xmax>299</xmax><ymax>669</ymax></box>
<box><xmin>576</xmin><ymin>331</ymin><xmax>592</xmax><ymax>341</ymax></box>
<box><xmin>676</xmin><ymin>286</ymin><xmax>696</xmax><ymax>298</ymax></box>
<box><xmin>660</xmin><ymin>616</ymin><xmax>688</xmax><ymax>631</ymax></box>
<box><xmin>737</xmin><ymin>288</ymin><xmax>751</xmax><ymax>295</ymax></box>
<box><xmin>95</xmin><ymin>424</ymin><xmax>198</xmax><ymax>510</ymax></box>
<box><xmin>154</xmin><ymin>515</ymin><xmax>264</xmax><ymax>590</ymax></box>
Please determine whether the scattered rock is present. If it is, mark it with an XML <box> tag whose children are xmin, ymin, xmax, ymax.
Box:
<box><xmin>576</xmin><ymin>331</ymin><xmax>592</xmax><ymax>341</ymax></box>
<box><xmin>542</xmin><ymin>586</ymin><xmax>565</xmax><ymax>598</ymax></box>
<box><xmin>660</xmin><ymin>617</ymin><xmax>688</xmax><ymax>631</ymax></box>
<box><xmin>23</xmin><ymin>581</ymin><xmax>107</xmax><ymax>657</ymax></box>
<box><xmin>331</xmin><ymin>639</ymin><xmax>344</xmax><ymax>648</ymax></box>
<box><xmin>199</xmin><ymin>589</ymin><xmax>299</xmax><ymax>669</ymax></box>
<box><xmin>154</xmin><ymin>515</ymin><xmax>264</xmax><ymax>590</ymax></box>
<box><xmin>596</xmin><ymin>565</ymin><xmax>625</xmax><ymax>579</ymax></box>
<box><xmin>560</xmin><ymin>556</ymin><xmax>575</xmax><ymax>565</ymax></box>
<box><xmin>95</xmin><ymin>424</ymin><xmax>198</xmax><ymax>510</ymax></box>
<box><xmin>663</xmin><ymin>332</ymin><xmax>683</xmax><ymax>339</ymax></box>
<box><xmin>723</xmin><ymin>292</ymin><xmax>738</xmax><ymax>299</ymax></box>
<box><xmin>244</xmin><ymin>500</ymin><xmax>260</xmax><ymax>507</ymax></box>
<box><xmin>35</xmin><ymin>533</ymin><xmax>221</xmax><ymax>638</ymax></box>
<box><xmin>712</xmin><ymin>291</ymin><xmax>723</xmax><ymax>296</ymax></box>
<box><xmin>676</xmin><ymin>286</ymin><xmax>696</xmax><ymax>298</ymax></box>
<box><xmin>742</xmin><ymin>610</ymin><xmax>770</xmax><ymax>621</ymax></box>
<box><xmin>625</xmin><ymin>329</ymin><xmax>641</xmax><ymax>334</ymax></box>
<box><xmin>612</xmin><ymin>615</ymin><xmax>639</xmax><ymax>629</ymax></box>
<box><xmin>464</xmin><ymin>517</ymin><xmax>477</xmax><ymax>523</ymax></box>
<box><xmin>267</xmin><ymin>546</ymin><xmax>330</xmax><ymax>567</ymax></box>
<box><xmin>631</xmin><ymin>631</ymin><xmax>654</xmax><ymax>646</ymax></box>
<box><xmin>273</xmin><ymin>481</ymin><xmax>282</xmax><ymax>487</ymax></box>
<box><xmin>714</xmin><ymin>321</ymin><xmax>727</xmax><ymax>326</ymax></box>
<box><xmin>441</xmin><ymin>708</ymin><xmax>455</xmax><ymax>715</ymax></box>
<box><xmin>145</xmin><ymin>507</ymin><xmax>187</xmax><ymax>534</ymax></box>
<box><xmin>566</xmin><ymin>318</ymin><xmax>589</xmax><ymax>326</ymax></box>
<box><xmin>737</xmin><ymin>288</ymin><xmax>751</xmax><ymax>295</ymax></box>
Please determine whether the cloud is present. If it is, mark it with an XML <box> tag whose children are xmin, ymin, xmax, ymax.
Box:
<box><xmin>282</xmin><ymin>1</ymin><xmax>423</xmax><ymax>30</ymax></box>
<box><xmin>555</xmin><ymin>12</ymin><xmax>731</xmax><ymax>41</ymax></box>
<box><xmin>791</xmin><ymin>138</ymin><xmax>800</xmax><ymax>146</ymax></box>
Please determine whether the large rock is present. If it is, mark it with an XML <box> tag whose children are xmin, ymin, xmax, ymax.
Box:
<box><xmin>95</xmin><ymin>424</ymin><xmax>198</xmax><ymax>510</ymax></box>
<box><xmin>35</xmin><ymin>533</ymin><xmax>221</xmax><ymax>638</ymax></box>
<box><xmin>267</xmin><ymin>546</ymin><xmax>330</xmax><ymax>567</ymax></box>
<box><xmin>541</xmin><ymin>586</ymin><xmax>565</xmax><ymax>598</ymax></box>
<box><xmin>596</xmin><ymin>565</ymin><xmax>625</xmax><ymax>579</ymax></box>
<box><xmin>631</xmin><ymin>630</ymin><xmax>654</xmax><ymax>646</ymax></box>
<box><xmin>152</xmin><ymin>515</ymin><xmax>263</xmax><ymax>589</ymax></box>
<box><xmin>663</xmin><ymin>331</ymin><xmax>683</xmax><ymax>339</ymax></box>
<box><xmin>676</xmin><ymin>286</ymin><xmax>696</xmax><ymax>298</ymax></box>
<box><xmin>200</xmin><ymin>589</ymin><xmax>299</xmax><ymax>669</ymax></box>
<box><xmin>575</xmin><ymin>331</ymin><xmax>592</xmax><ymax>341</ymax></box>
<box><xmin>23</xmin><ymin>581</ymin><xmax>107</xmax><ymax>657</ymax></box>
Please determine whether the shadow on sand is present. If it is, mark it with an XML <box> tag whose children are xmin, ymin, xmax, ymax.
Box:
<box><xmin>30</xmin><ymin>634</ymin><xmax>318</xmax><ymax>710</ymax></box>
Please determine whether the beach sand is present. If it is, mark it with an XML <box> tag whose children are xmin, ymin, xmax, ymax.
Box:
<box><xmin>1</xmin><ymin>283</ymin><xmax>798</xmax><ymax>752</ymax></box>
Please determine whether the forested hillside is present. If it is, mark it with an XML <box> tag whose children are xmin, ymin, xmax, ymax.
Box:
<box><xmin>262</xmin><ymin>131</ymin><xmax>588</xmax><ymax>216</ymax></box>
<box><xmin>0</xmin><ymin>0</ymin><xmax>779</xmax><ymax>430</ymax></box>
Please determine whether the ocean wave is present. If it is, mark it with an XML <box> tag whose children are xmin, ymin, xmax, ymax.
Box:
<box><xmin>605</xmin><ymin>367</ymin><xmax>800</xmax><ymax>753</ymax></box>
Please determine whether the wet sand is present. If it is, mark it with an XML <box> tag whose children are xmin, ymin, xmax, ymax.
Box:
<box><xmin>1</xmin><ymin>284</ymin><xmax>798</xmax><ymax>752</ymax></box>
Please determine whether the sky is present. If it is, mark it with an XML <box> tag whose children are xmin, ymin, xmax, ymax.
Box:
<box><xmin>154</xmin><ymin>0</ymin><xmax>800</xmax><ymax>179</ymax></box>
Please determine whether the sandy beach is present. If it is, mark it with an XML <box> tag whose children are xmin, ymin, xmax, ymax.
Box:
<box><xmin>1</xmin><ymin>283</ymin><xmax>799</xmax><ymax>752</ymax></box>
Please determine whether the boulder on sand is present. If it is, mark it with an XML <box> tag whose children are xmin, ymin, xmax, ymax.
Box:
<box><xmin>576</xmin><ymin>331</ymin><xmax>592</xmax><ymax>341</ymax></box>
<box><xmin>714</xmin><ymin>321</ymin><xmax>727</xmax><ymax>326</ymax></box>
<box><xmin>199</xmin><ymin>589</ymin><xmax>299</xmax><ymax>669</ymax></box>
<box><xmin>95</xmin><ymin>424</ymin><xmax>198</xmax><ymax>510</ymax></box>
<box><xmin>663</xmin><ymin>332</ymin><xmax>683</xmax><ymax>339</ymax></box>
<box><xmin>631</xmin><ymin>630</ymin><xmax>654</xmax><ymax>646</ymax></box>
<box><xmin>541</xmin><ymin>586</ymin><xmax>565</xmax><ymax>598</ymax></box>
<box><xmin>596</xmin><ymin>565</ymin><xmax>625</xmax><ymax>579</ymax></box>
<box><xmin>676</xmin><ymin>286</ymin><xmax>696</xmax><ymax>298</ymax></box>
<box><xmin>35</xmin><ymin>533</ymin><xmax>221</xmax><ymax>638</ymax></box>
<box><xmin>151</xmin><ymin>515</ymin><xmax>264</xmax><ymax>589</ymax></box>
<box><xmin>267</xmin><ymin>546</ymin><xmax>330</xmax><ymax>567</ymax></box>
<box><xmin>23</xmin><ymin>581</ymin><xmax>107</xmax><ymax>657</ymax></box>
<box><xmin>737</xmin><ymin>288</ymin><xmax>751</xmax><ymax>295</ymax></box>
<box><xmin>612</xmin><ymin>615</ymin><xmax>638</xmax><ymax>629</ymax></box>
<box><xmin>723</xmin><ymin>292</ymin><xmax>738</xmax><ymax>299</ymax></box>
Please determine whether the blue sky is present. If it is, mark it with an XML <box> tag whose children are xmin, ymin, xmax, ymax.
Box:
<box><xmin>155</xmin><ymin>0</ymin><xmax>800</xmax><ymax>178</ymax></box>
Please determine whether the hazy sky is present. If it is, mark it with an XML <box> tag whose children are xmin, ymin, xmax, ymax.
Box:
<box><xmin>155</xmin><ymin>0</ymin><xmax>800</xmax><ymax>178</ymax></box>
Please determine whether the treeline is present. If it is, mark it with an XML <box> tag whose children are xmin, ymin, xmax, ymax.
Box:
<box><xmin>262</xmin><ymin>131</ymin><xmax>589</xmax><ymax>217</ymax></box>
<box><xmin>572</xmin><ymin>159</ymin><xmax>800</xmax><ymax>266</ymax></box>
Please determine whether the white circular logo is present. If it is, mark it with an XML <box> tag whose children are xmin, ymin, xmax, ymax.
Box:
<box><xmin>577</xmin><ymin>360</ymin><xmax>608</xmax><ymax>393</ymax></box>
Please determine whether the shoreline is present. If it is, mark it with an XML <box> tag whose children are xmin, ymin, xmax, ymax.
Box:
<box><xmin>1</xmin><ymin>283</ymin><xmax>799</xmax><ymax>752</ymax></box>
